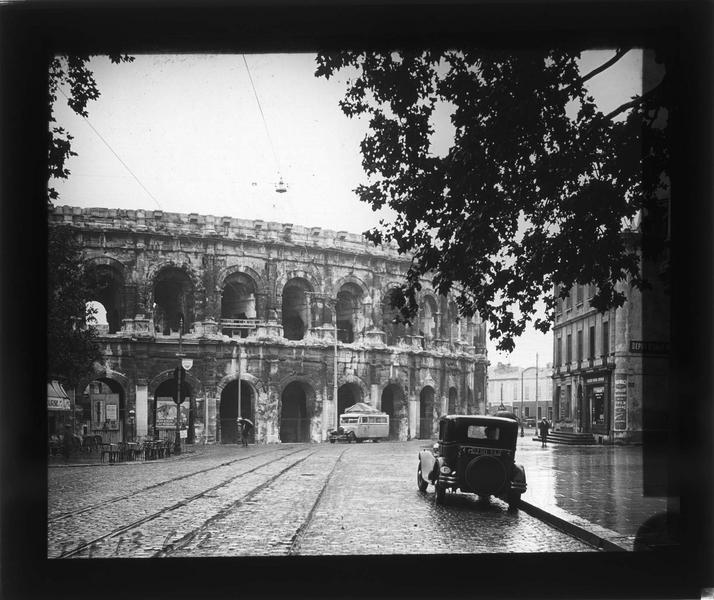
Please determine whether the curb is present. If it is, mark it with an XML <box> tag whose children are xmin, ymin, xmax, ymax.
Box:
<box><xmin>519</xmin><ymin>499</ymin><xmax>631</xmax><ymax>552</ymax></box>
<box><xmin>48</xmin><ymin>449</ymin><xmax>202</xmax><ymax>468</ymax></box>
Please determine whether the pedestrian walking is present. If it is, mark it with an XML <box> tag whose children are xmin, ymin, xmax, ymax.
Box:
<box><xmin>238</xmin><ymin>418</ymin><xmax>253</xmax><ymax>447</ymax></box>
<box><xmin>538</xmin><ymin>417</ymin><xmax>550</xmax><ymax>448</ymax></box>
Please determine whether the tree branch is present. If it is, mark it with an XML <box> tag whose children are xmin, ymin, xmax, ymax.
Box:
<box><xmin>579</xmin><ymin>48</ymin><xmax>632</xmax><ymax>87</ymax></box>
<box><xmin>603</xmin><ymin>85</ymin><xmax>658</xmax><ymax>121</ymax></box>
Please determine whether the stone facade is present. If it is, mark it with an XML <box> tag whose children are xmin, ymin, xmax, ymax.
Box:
<box><xmin>486</xmin><ymin>362</ymin><xmax>553</xmax><ymax>423</ymax></box>
<box><xmin>550</xmin><ymin>249</ymin><xmax>670</xmax><ymax>444</ymax></box>
<box><xmin>51</xmin><ymin>206</ymin><xmax>488</xmax><ymax>444</ymax></box>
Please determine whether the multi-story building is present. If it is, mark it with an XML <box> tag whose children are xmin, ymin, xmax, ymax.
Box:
<box><xmin>551</xmin><ymin>249</ymin><xmax>669</xmax><ymax>443</ymax></box>
<box><xmin>49</xmin><ymin>206</ymin><xmax>489</xmax><ymax>445</ymax></box>
<box><xmin>486</xmin><ymin>362</ymin><xmax>552</xmax><ymax>423</ymax></box>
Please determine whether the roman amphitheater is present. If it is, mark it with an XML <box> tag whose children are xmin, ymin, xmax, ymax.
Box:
<box><xmin>50</xmin><ymin>205</ymin><xmax>488</xmax><ymax>445</ymax></box>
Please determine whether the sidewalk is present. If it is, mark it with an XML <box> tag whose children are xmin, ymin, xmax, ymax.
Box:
<box><xmin>514</xmin><ymin>429</ymin><xmax>676</xmax><ymax>551</ymax></box>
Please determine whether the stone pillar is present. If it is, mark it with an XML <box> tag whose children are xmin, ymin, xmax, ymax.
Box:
<box><xmin>361</xmin><ymin>297</ymin><xmax>372</xmax><ymax>338</ymax></box>
<box><xmin>135</xmin><ymin>379</ymin><xmax>148</xmax><ymax>439</ymax></box>
<box><xmin>435</xmin><ymin>311</ymin><xmax>442</xmax><ymax>340</ymax></box>
<box><xmin>408</xmin><ymin>394</ymin><xmax>418</xmax><ymax>440</ymax></box>
<box><xmin>207</xmin><ymin>396</ymin><xmax>218</xmax><ymax>442</ymax></box>
<box><xmin>255</xmin><ymin>292</ymin><xmax>268</xmax><ymax>322</ymax></box>
<box><xmin>371</xmin><ymin>383</ymin><xmax>379</xmax><ymax>407</ymax></box>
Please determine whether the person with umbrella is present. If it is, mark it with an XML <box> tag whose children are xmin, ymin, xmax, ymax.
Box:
<box><xmin>237</xmin><ymin>418</ymin><xmax>253</xmax><ymax>447</ymax></box>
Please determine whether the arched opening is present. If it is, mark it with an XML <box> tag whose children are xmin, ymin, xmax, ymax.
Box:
<box><xmin>448</xmin><ymin>387</ymin><xmax>458</xmax><ymax>414</ymax></box>
<box><xmin>337</xmin><ymin>382</ymin><xmax>362</xmax><ymax>417</ymax></box>
<box><xmin>380</xmin><ymin>384</ymin><xmax>405</xmax><ymax>440</ymax></box>
<box><xmin>335</xmin><ymin>282</ymin><xmax>363</xmax><ymax>344</ymax></box>
<box><xmin>419</xmin><ymin>386</ymin><xmax>436</xmax><ymax>439</ymax></box>
<box><xmin>86</xmin><ymin>263</ymin><xmax>125</xmax><ymax>333</ymax></box>
<box><xmin>282</xmin><ymin>278</ymin><xmax>312</xmax><ymax>341</ymax></box>
<box><xmin>382</xmin><ymin>288</ymin><xmax>407</xmax><ymax>346</ymax></box>
<box><xmin>420</xmin><ymin>296</ymin><xmax>438</xmax><ymax>342</ymax></box>
<box><xmin>152</xmin><ymin>376</ymin><xmax>193</xmax><ymax>441</ymax></box>
<box><xmin>280</xmin><ymin>381</ymin><xmax>312</xmax><ymax>443</ymax></box>
<box><xmin>221</xmin><ymin>272</ymin><xmax>257</xmax><ymax>337</ymax></box>
<box><xmin>219</xmin><ymin>381</ymin><xmax>255</xmax><ymax>444</ymax></box>
<box><xmin>86</xmin><ymin>300</ymin><xmax>109</xmax><ymax>334</ymax></box>
<box><xmin>153</xmin><ymin>267</ymin><xmax>195</xmax><ymax>335</ymax></box>
<box><xmin>78</xmin><ymin>378</ymin><xmax>127</xmax><ymax>442</ymax></box>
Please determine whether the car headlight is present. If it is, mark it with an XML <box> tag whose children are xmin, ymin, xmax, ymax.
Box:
<box><xmin>440</xmin><ymin>466</ymin><xmax>452</xmax><ymax>474</ymax></box>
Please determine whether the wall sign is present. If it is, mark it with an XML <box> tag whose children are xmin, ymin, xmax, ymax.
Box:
<box><xmin>629</xmin><ymin>340</ymin><xmax>669</xmax><ymax>355</ymax></box>
<box><xmin>156</xmin><ymin>397</ymin><xmax>190</xmax><ymax>429</ymax></box>
<box><xmin>614</xmin><ymin>374</ymin><xmax>627</xmax><ymax>430</ymax></box>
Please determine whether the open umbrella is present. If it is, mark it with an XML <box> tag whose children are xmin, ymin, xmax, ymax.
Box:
<box><xmin>237</xmin><ymin>418</ymin><xmax>254</xmax><ymax>430</ymax></box>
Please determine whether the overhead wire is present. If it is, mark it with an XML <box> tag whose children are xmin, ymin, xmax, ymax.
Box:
<box><xmin>56</xmin><ymin>87</ymin><xmax>163</xmax><ymax>211</ymax></box>
<box><xmin>242</xmin><ymin>54</ymin><xmax>283</xmax><ymax>183</ymax></box>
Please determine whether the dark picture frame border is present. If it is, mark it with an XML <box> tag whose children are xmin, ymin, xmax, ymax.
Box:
<box><xmin>1</xmin><ymin>1</ymin><xmax>711</xmax><ymax>599</ymax></box>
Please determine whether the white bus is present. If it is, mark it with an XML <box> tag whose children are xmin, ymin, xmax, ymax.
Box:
<box><xmin>331</xmin><ymin>411</ymin><xmax>390</xmax><ymax>442</ymax></box>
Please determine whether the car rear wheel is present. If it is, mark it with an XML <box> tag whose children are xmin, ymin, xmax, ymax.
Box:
<box><xmin>417</xmin><ymin>463</ymin><xmax>428</xmax><ymax>492</ymax></box>
<box><xmin>348</xmin><ymin>431</ymin><xmax>356</xmax><ymax>443</ymax></box>
<box><xmin>435</xmin><ymin>483</ymin><xmax>446</xmax><ymax>505</ymax></box>
<box><xmin>507</xmin><ymin>491</ymin><xmax>522</xmax><ymax>510</ymax></box>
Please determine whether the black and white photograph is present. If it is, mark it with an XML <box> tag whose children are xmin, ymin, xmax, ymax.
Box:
<box><xmin>2</xmin><ymin>2</ymin><xmax>712</xmax><ymax>599</ymax></box>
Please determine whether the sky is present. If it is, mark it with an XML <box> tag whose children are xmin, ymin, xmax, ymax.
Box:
<box><xmin>51</xmin><ymin>50</ymin><xmax>644</xmax><ymax>369</ymax></box>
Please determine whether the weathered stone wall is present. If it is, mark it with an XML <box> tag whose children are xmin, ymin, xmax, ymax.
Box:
<box><xmin>51</xmin><ymin>206</ymin><xmax>489</xmax><ymax>444</ymax></box>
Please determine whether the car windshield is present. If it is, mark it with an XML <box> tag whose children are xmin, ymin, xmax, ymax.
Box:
<box><xmin>341</xmin><ymin>416</ymin><xmax>359</xmax><ymax>424</ymax></box>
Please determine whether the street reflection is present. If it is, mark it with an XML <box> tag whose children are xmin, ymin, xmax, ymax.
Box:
<box><xmin>517</xmin><ymin>436</ymin><xmax>670</xmax><ymax>536</ymax></box>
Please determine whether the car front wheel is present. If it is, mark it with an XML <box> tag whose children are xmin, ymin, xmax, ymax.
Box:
<box><xmin>417</xmin><ymin>463</ymin><xmax>428</xmax><ymax>492</ymax></box>
<box><xmin>435</xmin><ymin>483</ymin><xmax>446</xmax><ymax>505</ymax></box>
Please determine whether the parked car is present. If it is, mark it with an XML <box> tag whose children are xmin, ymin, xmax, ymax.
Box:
<box><xmin>417</xmin><ymin>415</ymin><xmax>527</xmax><ymax>508</ymax></box>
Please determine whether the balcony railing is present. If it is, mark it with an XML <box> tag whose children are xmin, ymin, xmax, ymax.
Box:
<box><xmin>220</xmin><ymin>318</ymin><xmax>260</xmax><ymax>331</ymax></box>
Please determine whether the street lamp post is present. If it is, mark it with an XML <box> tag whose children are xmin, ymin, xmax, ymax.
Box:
<box><xmin>521</xmin><ymin>364</ymin><xmax>538</xmax><ymax>433</ymax></box>
<box><xmin>174</xmin><ymin>316</ymin><xmax>184</xmax><ymax>455</ymax></box>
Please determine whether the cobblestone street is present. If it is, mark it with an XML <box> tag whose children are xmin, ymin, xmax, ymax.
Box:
<box><xmin>48</xmin><ymin>441</ymin><xmax>595</xmax><ymax>558</ymax></box>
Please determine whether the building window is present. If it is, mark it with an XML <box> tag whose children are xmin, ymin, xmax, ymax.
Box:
<box><xmin>602</xmin><ymin>321</ymin><xmax>609</xmax><ymax>356</ymax></box>
<box><xmin>565</xmin><ymin>385</ymin><xmax>571</xmax><ymax>418</ymax></box>
<box><xmin>566</xmin><ymin>333</ymin><xmax>572</xmax><ymax>363</ymax></box>
<box><xmin>566</xmin><ymin>289</ymin><xmax>572</xmax><ymax>310</ymax></box>
<box><xmin>587</xmin><ymin>284</ymin><xmax>595</xmax><ymax>299</ymax></box>
<box><xmin>577</xmin><ymin>329</ymin><xmax>583</xmax><ymax>362</ymax></box>
<box><xmin>555</xmin><ymin>285</ymin><xmax>561</xmax><ymax>315</ymax></box>
<box><xmin>547</xmin><ymin>406</ymin><xmax>553</xmax><ymax>421</ymax></box>
<box><xmin>589</xmin><ymin>325</ymin><xmax>596</xmax><ymax>359</ymax></box>
<box><xmin>576</xmin><ymin>284</ymin><xmax>583</xmax><ymax>305</ymax></box>
<box><xmin>556</xmin><ymin>337</ymin><xmax>562</xmax><ymax>367</ymax></box>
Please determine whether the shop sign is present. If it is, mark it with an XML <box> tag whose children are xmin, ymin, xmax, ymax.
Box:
<box><xmin>614</xmin><ymin>374</ymin><xmax>627</xmax><ymax>430</ymax></box>
<box><xmin>47</xmin><ymin>380</ymin><xmax>71</xmax><ymax>411</ymax></box>
<box><xmin>629</xmin><ymin>340</ymin><xmax>669</xmax><ymax>355</ymax></box>
<box><xmin>48</xmin><ymin>396</ymin><xmax>71</xmax><ymax>411</ymax></box>
<box><xmin>585</xmin><ymin>375</ymin><xmax>606</xmax><ymax>384</ymax></box>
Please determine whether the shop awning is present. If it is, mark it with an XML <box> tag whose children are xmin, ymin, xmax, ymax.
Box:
<box><xmin>47</xmin><ymin>380</ymin><xmax>71</xmax><ymax>411</ymax></box>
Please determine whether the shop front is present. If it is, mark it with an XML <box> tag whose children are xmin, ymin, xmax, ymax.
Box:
<box><xmin>47</xmin><ymin>380</ymin><xmax>72</xmax><ymax>435</ymax></box>
<box><xmin>582</xmin><ymin>373</ymin><xmax>610</xmax><ymax>435</ymax></box>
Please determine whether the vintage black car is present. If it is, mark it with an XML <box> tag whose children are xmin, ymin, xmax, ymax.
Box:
<box><xmin>417</xmin><ymin>415</ymin><xmax>527</xmax><ymax>508</ymax></box>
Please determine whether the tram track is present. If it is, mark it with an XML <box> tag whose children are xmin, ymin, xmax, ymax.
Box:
<box><xmin>48</xmin><ymin>446</ymin><xmax>302</xmax><ymax>524</ymax></box>
<box><xmin>155</xmin><ymin>447</ymin><xmax>349</xmax><ymax>557</ymax></box>
<box><xmin>286</xmin><ymin>447</ymin><xmax>346</xmax><ymax>555</ymax></box>
<box><xmin>54</xmin><ymin>447</ymin><xmax>316</xmax><ymax>558</ymax></box>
